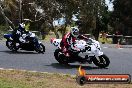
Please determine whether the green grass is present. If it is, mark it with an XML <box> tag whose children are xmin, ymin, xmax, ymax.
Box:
<box><xmin>0</xmin><ymin>69</ymin><xmax>76</xmax><ymax>88</ymax></box>
<box><xmin>0</xmin><ymin>69</ymin><xmax>131</xmax><ymax>88</ymax></box>
<box><xmin>0</xmin><ymin>79</ymin><xmax>30</xmax><ymax>88</ymax></box>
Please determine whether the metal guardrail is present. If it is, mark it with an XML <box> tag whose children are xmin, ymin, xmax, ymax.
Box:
<box><xmin>84</xmin><ymin>34</ymin><xmax>132</xmax><ymax>38</ymax></box>
<box><xmin>106</xmin><ymin>35</ymin><xmax>132</xmax><ymax>39</ymax></box>
<box><xmin>105</xmin><ymin>35</ymin><xmax>132</xmax><ymax>45</ymax></box>
<box><xmin>106</xmin><ymin>35</ymin><xmax>123</xmax><ymax>38</ymax></box>
<box><xmin>83</xmin><ymin>34</ymin><xmax>132</xmax><ymax>44</ymax></box>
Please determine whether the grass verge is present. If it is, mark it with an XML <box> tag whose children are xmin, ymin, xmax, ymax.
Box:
<box><xmin>0</xmin><ymin>69</ymin><xmax>131</xmax><ymax>88</ymax></box>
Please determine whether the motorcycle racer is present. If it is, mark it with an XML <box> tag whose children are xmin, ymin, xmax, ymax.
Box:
<box><xmin>60</xmin><ymin>26</ymin><xmax>88</xmax><ymax>57</ymax></box>
<box><xmin>13</xmin><ymin>23</ymin><xmax>29</xmax><ymax>43</ymax></box>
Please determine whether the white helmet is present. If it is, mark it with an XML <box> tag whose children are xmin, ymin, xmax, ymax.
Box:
<box><xmin>71</xmin><ymin>26</ymin><xmax>79</xmax><ymax>37</ymax></box>
<box><xmin>19</xmin><ymin>23</ymin><xmax>25</xmax><ymax>28</ymax></box>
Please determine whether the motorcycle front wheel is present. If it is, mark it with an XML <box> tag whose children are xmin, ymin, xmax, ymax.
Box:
<box><xmin>35</xmin><ymin>43</ymin><xmax>45</xmax><ymax>54</ymax></box>
<box><xmin>54</xmin><ymin>49</ymin><xmax>68</xmax><ymax>65</ymax></box>
<box><xmin>92</xmin><ymin>54</ymin><xmax>110</xmax><ymax>68</ymax></box>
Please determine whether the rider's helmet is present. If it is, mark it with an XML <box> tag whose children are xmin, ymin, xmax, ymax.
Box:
<box><xmin>71</xmin><ymin>26</ymin><xmax>79</xmax><ymax>38</ymax></box>
<box><xmin>18</xmin><ymin>23</ymin><xmax>26</xmax><ymax>32</ymax></box>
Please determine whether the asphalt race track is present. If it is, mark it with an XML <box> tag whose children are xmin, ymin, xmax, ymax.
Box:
<box><xmin>0</xmin><ymin>40</ymin><xmax>132</xmax><ymax>76</ymax></box>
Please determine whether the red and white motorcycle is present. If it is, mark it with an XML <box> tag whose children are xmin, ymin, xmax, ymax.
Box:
<box><xmin>51</xmin><ymin>38</ymin><xmax>110</xmax><ymax>68</ymax></box>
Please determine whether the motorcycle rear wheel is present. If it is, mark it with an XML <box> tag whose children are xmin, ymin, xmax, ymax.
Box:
<box><xmin>54</xmin><ymin>49</ymin><xmax>68</xmax><ymax>65</ymax></box>
<box><xmin>6</xmin><ymin>40</ymin><xmax>19</xmax><ymax>51</ymax></box>
<box><xmin>92</xmin><ymin>54</ymin><xmax>110</xmax><ymax>68</ymax></box>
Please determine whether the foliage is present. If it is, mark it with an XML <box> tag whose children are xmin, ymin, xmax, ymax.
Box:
<box><xmin>0</xmin><ymin>25</ymin><xmax>9</xmax><ymax>39</ymax></box>
<box><xmin>0</xmin><ymin>0</ymin><xmax>111</xmax><ymax>39</ymax></box>
<box><xmin>0</xmin><ymin>14</ymin><xmax>6</xmax><ymax>25</ymax></box>
<box><xmin>110</xmin><ymin>0</ymin><xmax>132</xmax><ymax>36</ymax></box>
<box><xmin>0</xmin><ymin>0</ymin><xmax>17</xmax><ymax>29</ymax></box>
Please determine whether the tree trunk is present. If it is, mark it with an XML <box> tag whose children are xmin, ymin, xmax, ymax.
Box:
<box><xmin>93</xmin><ymin>17</ymin><xmax>100</xmax><ymax>40</ymax></box>
<box><xmin>0</xmin><ymin>5</ymin><xmax>15</xmax><ymax>29</ymax></box>
<box><xmin>54</xmin><ymin>29</ymin><xmax>59</xmax><ymax>39</ymax></box>
<box><xmin>94</xmin><ymin>28</ymin><xmax>100</xmax><ymax>41</ymax></box>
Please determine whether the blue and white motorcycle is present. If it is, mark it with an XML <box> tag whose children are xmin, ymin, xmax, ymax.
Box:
<box><xmin>4</xmin><ymin>32</ymin><xmax>45</xmax><ymax>53</ymax></box>
<box><xmin>51</xmin><ymin>38</ymin><xmax>110</xmax><ymax>68</ymax></box>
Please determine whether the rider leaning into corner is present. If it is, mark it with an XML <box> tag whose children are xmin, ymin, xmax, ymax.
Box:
<box><xmin>12</xmin><ymin>23</ymin><xmax>27</xmax><ymax>43</ymax></box>
<box><xmin>60</xmin><ymin>21</ymin><xmax>92</xmax><ymax>58</ymax></box>
<box><xmin>17</xmin><ymin>23</ymin><xmax>28</xmax><ymax>43</ymax></box>
<box><xmin>14</xmin><ymin>23</ymin><xmax>40</xmax><ymax>48</ymax></box>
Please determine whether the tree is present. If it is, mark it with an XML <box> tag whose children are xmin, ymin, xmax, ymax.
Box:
<box><xmin>110</xmin><ymin>0</ymin><xmax>132</xmax><ymax>36</ymax></box>
<box><xmin>0</xmin><ymin>0</ymin><xmax>17</xmax><ymax>29</ymax></box>
<box><xmin>0</xmin><ymin>0</ymin><xmax>111</xmax><ymax>40</ymax></box>
<box><xmin>56</xmin><ymin>0</ymin><xmax>78</xmax><ymax>36</ymax></box>
<box><xmin>74</xmin><ymin>0</ymin><xmax>108</xmax><ymax>40</ymax></box>
<box><xmin>35</xmin><ymin>0</ymin><xmax>63</xmax><ymax>38</ymax></box>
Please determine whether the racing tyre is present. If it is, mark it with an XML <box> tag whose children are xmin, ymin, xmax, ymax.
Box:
<box><xmin>37</xmin><ymin>43</ymin><xmax>45</xmax><ymax>54</ymax></box>
<box><xmin>92</xmin><ymin>54</ymin><xmax>110</xmax><ymax>68</ymax></box>
<box><xmin>54</xmin><ymin>49</ymin><xmax>68</xmax><ymax>65</ymax></box>
<box><xmin>6</xmin><ymin>40</ymin><xmax>18</xmax><ymax>52</ymax></box>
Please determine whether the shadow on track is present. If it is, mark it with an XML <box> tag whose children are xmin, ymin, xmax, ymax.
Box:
<box><xmin>45</xmin><ymin>63</ymin><xmax>108</xmax><ymax>70</ymax></box>
<box><xmin>0</xmin><ymin>50</ymin><xmax>38</xmax><ymax>54</ymax></box>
